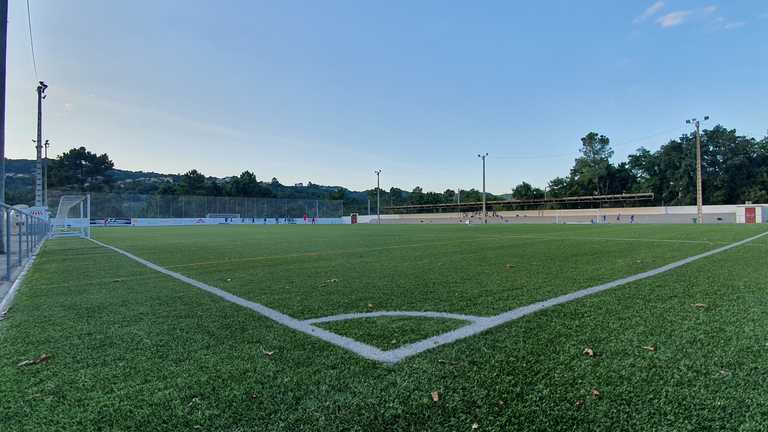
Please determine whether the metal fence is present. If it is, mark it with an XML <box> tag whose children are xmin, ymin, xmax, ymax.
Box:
<box><xmin>47</xmin><ymin>191</ymin><xmax>344</xmax><ymax>220</ymax></box>
<box><xmin>1</xmin><ymin>203</ymin><xmax>50</xmax><ymax>281</ymax></box>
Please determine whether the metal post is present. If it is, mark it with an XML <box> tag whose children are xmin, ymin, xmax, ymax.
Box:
<box><xmin>25</xmin><ymin>214</ymin><xmax>30</xmax><ymax>257</ymax></box>
<box><xmin>477</xmin><ymin>153</ymin><xmax>488</xmax><ymax>224</ymax></box>
<box><xmin>0</xmin><ymin>0</ymin><xmax>5</xmax><ymax>204</ymax></box>
<box><xmin>35</xmin><ymin>82</ymin><xmax>47</xmax><ymax>207</ymax></box>
<box><xmin>0</xmin><ymin>0</ymin><xmax>7</xmax><ymax>255</ymax></box>
<box><xmin>4</xmin><ymin>208</ymin><xmax>10</xmax><ymax>280</ymax></box>
<box><xmin>86</xmin><ymin>193</ymin><xmax>91</xmax><ymax>238</ymax></box>
<box><xmin>43</xmin><ymin>140</ymin><xmax>49</xmax><ymax>208</ymax></box>
<box><xmin>374</xmin><ymin>170</ymin><xmax>381</xmax><ymax>224</ymax></box>
<box><xmin>17</xmin><ymin>212</ymin><xmax>21</xmax><ymax>265</ymax></box>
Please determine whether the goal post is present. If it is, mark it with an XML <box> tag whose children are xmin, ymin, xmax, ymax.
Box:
<box><xmin>51</xmin><ymin>194</ymin><xmax>91</xmax><ymax>239</ymax></box>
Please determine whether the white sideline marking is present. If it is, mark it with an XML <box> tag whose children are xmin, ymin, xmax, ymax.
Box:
<box><xmin>90</xmin><ymin>230</ymin><xmax>768</xmax><ymax>364</ymax></box>
<box><xmin>384</xmin><ymin>229</ymin><xmax>768</xmax><ymax>363</ymax></box>
<box><xmin>89</xmin><ymin>239</ymin><xmax>394</xmax><ymax>363</ymax></box>
<box><xmin>304</xmin><ymin>311</ymin><xmax>484</xmax><ymax>325</ymax></box>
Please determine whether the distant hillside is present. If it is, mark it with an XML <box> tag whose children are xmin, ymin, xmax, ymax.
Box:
<box><xmin>2</xmin><ymin>158</ymin><xmax>372</xmax><ymax>207</ymax></box>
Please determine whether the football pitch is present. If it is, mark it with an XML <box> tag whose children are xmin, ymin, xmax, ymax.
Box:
<box><xmin>3</xmin><ymin>224</ymin><xmax>768</xmax><ymax>430</ymax></box>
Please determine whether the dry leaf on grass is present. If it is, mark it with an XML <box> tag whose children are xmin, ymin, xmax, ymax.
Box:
<box><xmin>263</xmin><ymin>351</ymin><xmax>275</xmax><ymax>357</ymax></box>
<box><xmin>582</xmin><ymin>347</ymin><xmax>595</xmax><ymax>357</ymax></box>
<box><xmin>591</xmin><ymin>388</ymin><xmax>601</xmax><ymax>398</ymax></box>
<box><xmin>692</xmin><ymin>303</ymin><xmax>707</xmax><ymax>310</ymax></box>
<box><xmin>17</xmin><ymin>353</ymin><xmax>51</xmax><ymax>368</ymax></box>
<box><xmin>472</xmin><ymin>423</ymin><xmax>479</xmax><ymax>430</ymax></box>
<box><xmin>642</xmin><ymin>344</ymin><xmax>657</xmax><ymax>352</ymax></box>
<box><xmin>575</xmin><ymin>399</ymin><xmax>585</xmax><ymax>408</ymax></box>
<box><xmin>367</xmin><ymin>303</ymin><xmax>375</xmax><ymax>310</ymax></box>
<box><xmin>431</xmin><ymin>391</ymin><xmax>440</xmax><ymax>402</ymax></box>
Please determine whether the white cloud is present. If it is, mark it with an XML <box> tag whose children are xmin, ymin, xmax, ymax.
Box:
<box><xmin>656</xmin><ymin>11</ymin><xmax>692</xmax><ymax>28</ymax></box>
<box><xmin>723</xmin><ymin>21</ymin><xmax>745</xmax><ymax>30</ymax></box>
<box><xmin>702</xmin><ymin>5</ymin><xmax>718</xmax><ymax>15</ymax></box>
<box><xmin>634</xmin><ymin>1</ymin><xmax>665</xmax><ymax>23</ymax></box>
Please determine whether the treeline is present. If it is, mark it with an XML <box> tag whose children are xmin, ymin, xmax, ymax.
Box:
<box><xmin>18</xmin><ymin>123</ymin><xmax>768</xmax><ymax>212</ymax></box>
<box><xmin>514</xmin><ymin>126</ymin><xmax>768</xmax><ymax>205</ymax></box>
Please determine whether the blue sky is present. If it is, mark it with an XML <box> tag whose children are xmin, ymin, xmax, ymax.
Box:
<box><xmin>5</xmin><ymin>1</ymin><xmax>767</xmax><ymax>193</ymax></box>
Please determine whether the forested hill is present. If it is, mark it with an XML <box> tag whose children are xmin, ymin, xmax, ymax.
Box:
<box><xmin>3</xmin><ymin>124</ymin><xmax>767</xmax><ymax>211</ymax></box>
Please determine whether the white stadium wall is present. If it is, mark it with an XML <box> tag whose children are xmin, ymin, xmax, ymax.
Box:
<box><xmin>373</xmin><ymin>204</ymin><xmax>768</xmax><ymax>225</ymax></box>
<box><xmin>90</xmin><ymin>205</ymin><xmax>768</xmax><ymax>226</ymax></box>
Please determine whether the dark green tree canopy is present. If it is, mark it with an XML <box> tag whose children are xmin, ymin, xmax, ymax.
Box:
<box><xmin>49</xmin><ymin>146</ymin><xmax>115</xmax><ymax>190</ymax></box>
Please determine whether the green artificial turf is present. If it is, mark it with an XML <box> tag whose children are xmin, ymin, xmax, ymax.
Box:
<box><xmin>1</xmin><ymin>224</ymin><xmax>767</xmax><ymax>431</ymax></box>
<box><xmin>318</xmin><ymin>316</ymin><xmax>470</xmax><ymax>350</ymax></box>
<box><xmin>91</xmin><ymin>224</ymin><xmax>766</xmax><ymax>319</ymax></box>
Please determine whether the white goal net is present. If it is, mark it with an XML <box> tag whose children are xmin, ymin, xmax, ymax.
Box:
<box><xmin>51</xmin><ymin>195</ymin><xmax>91</xmax><ymax>239</ymax></box>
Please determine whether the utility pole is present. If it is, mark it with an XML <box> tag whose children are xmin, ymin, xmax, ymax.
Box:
<box><xmin>35</xmin><ymin>81</ymin><xmax>48</xmax><ymax>207</ymax></box>
<box><xmin>686</xmin><ymin>116</ymin><xmax>709</xmax><ymax>224</ymax></box>
<box><xmin>0</xmin><ymin>0</ymin><xmax>6</xmax><ymax>206</ymax></box>
<box><xmin>477</xmin><ymin>153</ymin><xmax>488</xmax><ymax>224</ymax></box>
<box><xmin>374</xmin><ymin>169</ymin><xmax>381</xmax><ymax>224</ymax></box>
<box><xmin>0</xmin><ymin>0</ymin><xmax>7</xmax><ymax>254</ymax></box>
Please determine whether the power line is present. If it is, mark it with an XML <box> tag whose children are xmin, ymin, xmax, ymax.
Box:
<box><xmin>26</xmin><ymin>0</ymin><xmax>38</xmax><ymax>80</ymax></box>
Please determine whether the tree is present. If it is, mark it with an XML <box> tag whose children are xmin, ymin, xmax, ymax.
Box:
<box><xmin>572</xmin><ymin>132</ymin><xmax>613</xmax><ymax>195</ymax></box>
<box><xmin>179</xmin><ymin>169</ymin><xmax>207</xmax><ymax>195</ymax></box>
<box><xmin>49</xmin><ymin>146</ymin><xmax>114</xmax><ymax>190</ymax></box>
<box><xmin>227</xmin><ymin>171</ymin><xmax>272</xmax><ymax>197</ymax></box>
<box><xmin>512</xmin><ymin>182</ymin><xmax>535</xmax><ymax>200</ymax></box>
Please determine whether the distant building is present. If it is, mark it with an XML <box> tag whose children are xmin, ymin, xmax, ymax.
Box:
<box><xmin>294</xmin><ymin>183</ymin><xmax>304</xmax><ymax>187</ymax></box>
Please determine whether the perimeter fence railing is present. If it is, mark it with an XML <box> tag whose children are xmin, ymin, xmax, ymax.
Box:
<box><xmin>47</xmin><ymin>191</ymin><xmax>344</xmax><ymax>220</ymax></box>
<box><xmin>0</xmin><ymin>203</ymin><xmax>51</xmax><ymax>281</ymax></box>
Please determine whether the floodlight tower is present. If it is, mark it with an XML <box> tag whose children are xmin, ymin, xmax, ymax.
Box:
<box><xmin>34</xmin><ymin>81</ymin><xmax>47</xmax><ymax>207</ymax></box>
<box><xmin>685</xmin><ymin>116</ymin><xmax>709</xmax><ymax>224</ymax></box>
<box><xmin>477</xmin><ymin>153</ymin><xmax>488</xmax><ymax>224</ymax></box>
<box><xmin>374</xmin><ymin>169</ymin><xmax>382</xmax><ymax>224</ymax></box>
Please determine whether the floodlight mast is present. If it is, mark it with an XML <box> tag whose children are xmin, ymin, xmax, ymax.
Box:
<box><xmin>477</xmin><ymin>153</ymin><xmax>488</xmax><ymax>224</ymax></box>
<box><xmin>35</xmin><ymin>81</ymin><xmax>47</xmax><ymax>207</ymax></box>
<box><xmin>374</xmin><ymin>169</ymin><xmax>382</xmax><ymax>224</ymax></box>
<box><xmin>685</xmin><ymin>116</ymin><xmax>709</xmax><ymax>224</ymax></box>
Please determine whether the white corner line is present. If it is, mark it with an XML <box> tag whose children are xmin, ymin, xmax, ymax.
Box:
<box><xmin>89</xmin><ymin>230</ymin><xmax>768</xmax><ymax>365</ymax></box>
<box><xmin>303</xmin><ymin>311</ymin><xmax>484</xmax><ymax>325</ymax></box>
<box><xmin>89</xmin><ymin>239</ymin><xmax>396</xmax><ymax>364</ymax></box>
<box><xmin>383</xmin><ymin>230</ymin><xmax>768</xmax><ymax>363</ymax></box>
<box><xmin>0</xmin><ymin>240</ymin><xmax>48</xmax><ymax>317</ymax></box>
